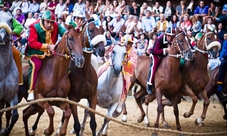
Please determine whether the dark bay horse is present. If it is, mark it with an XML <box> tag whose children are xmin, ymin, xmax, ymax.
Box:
<box><xmin>22</xmin><ymin>25</ymin><xmax>85</xmax><ymax>136</ymax></box>
<box><xmin>58</xmin><ymin>18</ymin><xmax>106</xmax><ymax>136</ymax></box>
<box><xmin>132</xmin><ymin>32</ymin><xmax>194</xmax><ymax>134</ymax></box>
<box><xmin>206</xmin><ymin>67</ymin><xmax>227</xmax><ymax>122</ymax></box>
<box><xmin>0</xmin><ymin>22</ymin><xmax>19</xmax><ymax>136</ymax></box>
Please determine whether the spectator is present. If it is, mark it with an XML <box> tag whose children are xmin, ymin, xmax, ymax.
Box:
<box><xmin>141</xmin><ymin>10</ymin><xmax>156</xmax><ymax>39</ymax></box>
<box><xmin>180</xmin><ymin>14</ymin><xmax>192</xmax><ymax>31</ymax></box>
<box><xmin>187</xmin><ymin>0</ymin><xmax>197</xmax><ymax>17</ymax></box>
<box><xmin>140</xmin><ymin>2</ymin><xmax>152</xmax><ymax>19</ymax></box>
<box><xmin>163</xmin><ymin>1</ymin><xmax>176</xmax><ymax>22</ymax></box>
<box><xmin>129</xmin><ymin>1</ymin><xmax>140</xmax><ymax>17</ymax></box>
<box><xmin>191</xmin><ymin>15</ymin><xmax>202</xmax><ymax>36</ymax></box>
<box><xmin>39</xmin><ymin>0</ymin><xmax>49</xmax><ymax>16</ymax></box>
<box><xmin>65</xmin><ymin>12</ymin><xmax>73</xmax><ymax>25</ymax></box>
<box><xmin>132</xmin><ymin>16</ymin><xmax>142</xmax><ymax>39</ymax></box>
<box><xmin>125</xmin><ymin>15</ymin><xmax>135</xmax><ymax>34</ymax></box>
<box><xmin>136</xmin><ymin>33</ymin><xmax>148</xmax><ymax>56</ymax></box>
<box><xmin>217</xmin><ymin>22</ymin><xmax>226</xmax><ymax>43</ymax></box>
<box><xmin>60</xmin><ymin>0</ymin><xmax>74</xmax><ymax>22</ymax></box>
<box><xmin>168</xmin><ymin>14</ymin><xmax>180</xmax><ymax>31</ymax></box>
<box><xmin>19</xmin><ymin>0</ymin><xmax>30</xmax><ymax>18</ymax></box>
<box><xmin>102</xmin><ymin>0</ymin><xmax>112</xmax><ymax>17</ymax></box>
<box><xmin>207</xmin><ymin>2</ymin><xmax>220</xmax><ymax>22</ymax></box>
<box><xmin>156</xmin><ymin>13</ymin><xmax>169</xmax><ymax>36</ymax></box>
<box><xmin>28</xmin><ymin>0</ymin><xmax>40</xmax><ymax>15</ymax></box>
<box><xmin>24</xmin><ymin>12</ymin><xmax>36</xmax><ymax>29</ymax></box>
<box><xmin>94</xmin><ymin>0</ymin><xmax>105</xmax><ymax>15</ymax></box>
<box><xmin>121</xmin><ymin>0</ymin><xmax>130</xmax><ymax>20</ymax></box>
<box><xmin>115</xmin><ymin>0</ymin><xmax>128</xmax><ymax>17</ymax></box>
<box><xmin>147</xmin><ymin>32</ymin><xmax>158</xmax><ymax>55</ymax></box>
<box><xmin>194</xmin><ymin>0</ymin><xmax>209</xmax><ymax>24</ymax></box>
<box><xmin>72</xmin><ymin>0</ymin><xmax>85</xmax><ymax>19</ymax></box>
<box><xmin>203</xmin><ymin>17</ymin><xmax>217</xmax><ymax>33</ymax></box>
<box><xmin>55</xmin><ymin>0</ymin><xmax>66</xmax><ymax>19</ymax></box>
<box><xmin>14</xmin><ymin>8</ymin><xmax>25</xmax><ymax>26</ymax></box>
<box><xmin>48</xmin><ymin>0</ymin><xmax>58</xmax><ymax>16</ymax></box>
<box><xmin>176</xmin><ymin>0</ymin><xmax>187</xmax><ymax>21</ymax></box>
<box><xmin>102</xmin><ymin>15</ymin><xmax>113</xmax><ymax>31</ymax></box>
<box><xmin>9</xmin><ymin>0</ymin><xmax>22</xmax><ymax>16</ymax></box>
<box><xmin>111</xmin><ymin>0</ymin><xmax>119</xmax><ymax>17</ymax></box>
<box><xmin>152</xmin><ymin>2</ymin><xmax>163</xmax><ymax>22</ymax></box>
<box><xmin>108</xmin><ymin>13</ymin><xmax>125</xmax><ymax>38</ymax></box>
<box><xmin>219</xmin><ymin>3</ymin><xmax>227</xmax><ymax>29</ymax></box>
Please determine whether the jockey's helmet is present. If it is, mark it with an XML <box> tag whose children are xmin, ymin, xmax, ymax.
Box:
<box><xmin>165</xmin><ymin>27</ymin><xmax>175</xmax><ymax>36</ymax></box>
<box><xmin>42</xmin><ymin>10</ymin><xmax>55</xmax><ymax>22</ymax></box>
<box><xmin>120</xmin><ymin>35</ymin><xmax>134</xmax><ymax>46</ymax></box>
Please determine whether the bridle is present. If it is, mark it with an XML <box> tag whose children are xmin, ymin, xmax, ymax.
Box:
<box><xmin>52</xmin><ymin>29</ymin><xmax>75</xmax><ymax>61</ymax></box>
<box><xmin>168</xmin><ymin>32</ymin><xmax>192</xmax><ymax>59</ymax></box>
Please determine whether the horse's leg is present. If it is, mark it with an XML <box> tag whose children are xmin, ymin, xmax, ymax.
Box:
<box><xmin>97</xmin><ymin>118</ymin><xmax>110</xmax><ymax>136</ymax></box>
<box><xmin>134</xmin><ymin>87</ymin><xmax>147</xmax><ymax>123</ymax></box>
<box><xmin>222</xmin><ymin>102</ymin><xmax>227</xmax><ymax>121</ymax></box>
<box><xmin>5</xmin><ymin>103</ymin><xmax>11</xmax><ymax>128</ymax></box>
<box><xmin>30</xmin><ymin>108</ymin><xmax>45</xmax><ymax>135</ymax></box>
<box><xmin>23</xmin><ymin>104</ymin><xmax>42</xmax><ymax>136</ymax></box>
<box><xmin>87</xmin><ymin>96</ymin><xmax>97</xmax><ymax>136</ymax></box>
<box><xmin>183</xmin><ymin>85</ymin><xmax>198</xmax><ymax>118</ymax></box>
<box><xmin>56</xmin><ymin>112</ymin><xmax>65</xmax><ymax>134</ymax></box>
<box><xmin>5</xmin><ymin>95</ymin><xmax>19</xmax><ymax>135</ymax></box>
<box><xmin>80</xmin><ymin>108</ymin><xmax>90</xmax><ymax>136</ymax></box>
<box><xmin>36</xmin><ymin>94</ymin><xmax>55</xmax><ymax>136</ymax></box>
<box><xmin>0</xmin><ymin>102</ymin><xmax>4</xmax><ymax>133</ymax></box>
<box><xmin>161</xmin><ymin>99</ymin><xmax>172</xmax><ymax>128</ymax></box>
<box><xmin>121</xmin><ymin>102</ymin><xmax>127</xmax><ymax>122</ymax></box>
<box><xmin>195</xmin><ymin>89</ymin><xmax>210</xmax><ymax>126</ymax></box>
<box><xmin>57</xmin><ymin>102</ymin><xmax>71</xmax><ymax>136</ymax></box>
<box><xmin>153</xmin><ymin>89</ymin><xmax>163</xmax><ymax>135</ymax></box>
<box><xmin>70</xmin><ymin>104</ymin><xmax>80</xmax><ymax>135</ymax></box>
<box><xmin>171</xmin><ymin>95</ymin><xmax>181</xmax><ymax>131</ymax></box>
<box><xmin>144</xmin><ymin>93</ymin><xmax>156</xmax><ymax>127</ymax></box>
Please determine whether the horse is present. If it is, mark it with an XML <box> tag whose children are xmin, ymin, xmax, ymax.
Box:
<box><xmin>22</xmin><ymin>25</ymin><xmax>85</xmax><ymax>136</ymax></box>
<box><xmin>0</xmin><ymin>22</ymin><xmax>19</xmax><ymax>136</ymax></box>
<box><xmin>57</xmin><ymin>17</ymin><xmax>106</xmax><ymax>136</ymax></box>
<box><xmin>0</xmin><ymin>9</ymin><xmax>20</xmax><ymax>136</ymax></box>
<box><xmin>206</xmin><ymin>67</ymin><xmax>227</xmax><ymax>122</ymax></box>
<box><xmin>80</xmin><ymin>44</ymin><xmax>127</xmax><ymax>136</ymax></box>
<box><xmin>132</xmin><ymin>31</ymin><xmax>194</xmax><ymax>134</ymax></box>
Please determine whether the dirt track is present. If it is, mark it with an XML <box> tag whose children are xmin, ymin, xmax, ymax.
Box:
<box><xmin>3</xmin><ymin>97</ymin><xmax>227</xmax><ymax>136</ymax></box>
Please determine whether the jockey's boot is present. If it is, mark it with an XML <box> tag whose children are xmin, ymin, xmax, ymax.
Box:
<box><xmin>216</xmin><ymin>85</ymin><xmax>227</xmax><ymax>103</ymax></box>
<box><xmin>27</xmin><ymin>92</ymin><xmax>34</xmax><ymax>101</ymax></box>
<box><xmin>146</xmin><ymin>84</ymin><xmax>153</xmax><ymax>95</ymax></box>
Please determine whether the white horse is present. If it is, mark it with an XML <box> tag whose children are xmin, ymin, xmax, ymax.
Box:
<box><xmin>79</xmin><ymin>44</ymin><xmax>126</xmax><ymax>136</ymax></box>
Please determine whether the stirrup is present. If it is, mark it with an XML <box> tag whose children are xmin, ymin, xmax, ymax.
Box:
<box><xmin>27</xmin><ymin>92</ymin><xmax>34</xmax><ymax>101</ymax></box>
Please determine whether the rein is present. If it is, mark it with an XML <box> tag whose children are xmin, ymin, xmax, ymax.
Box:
<box><xmin>83</xmin><ymin>20</ymin><xmax>96</xmax><ymax>53</ymax></box>
<box><xmin>51</xmin><ymin>29</ymin><xmax>74</xmax><ymax>61</ymax></box>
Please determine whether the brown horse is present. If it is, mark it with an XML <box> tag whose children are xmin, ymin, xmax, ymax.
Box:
<box><xmin>58</xmin><ymin>17</ymin><xmax>106</xmax><ymax>136</ymax></box>
<box><xmin>132</xmin><ymin>31</ymin><xmax>194</xmax><ymax>134</ymax></box>
<box><xmin>206</xmin><ymin>67</ymin><xmax>227</xmax><ymax>121</ymax></box>
<box><xmin>22</xmin><ymin>25</ymin><xmax>85</xmax><ymax>136</ymax></box>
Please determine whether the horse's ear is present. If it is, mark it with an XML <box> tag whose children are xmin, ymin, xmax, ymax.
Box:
<box><xmin>64</xmin><ymin>23</ymin><xmax>74</xmax><ymax>30</ymax></box>
<box><xmin>85</xmin><ymin>11</ymin><xmax>90</xmax><ymax>21</ymax></box>
<box><xmin>175</xmin><ymin>28</ymin><xmax>180</xmax><ymax>34</ymax></box>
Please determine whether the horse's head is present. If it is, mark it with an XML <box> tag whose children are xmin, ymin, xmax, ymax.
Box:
<box><xmin>83</xmin><ymin>16</ymin><xmax>106</xmax><ymax>57</ymax></box>
<box><xmin>172</xmin><ymin>31</ymin><xmax>194</xmax><ymax>61</ymax></box>
<box><xmin>0</xmin><ymin>22</ymin><xmax>12</xmax><ymax>45</ymax></box>
<box><xmin>56</xmin><ymin>25</ymin><xmax>85</xmax><ymax>68</ymax></box>
<box><xmin>200</xmin><ymin>29</ymin><xmax>221</xmax><ymax>58</ymax></box>
<box><xmin>111</xmin><ymin>44</ymin><xmax>126</xmax><ymax>77</ymax></box>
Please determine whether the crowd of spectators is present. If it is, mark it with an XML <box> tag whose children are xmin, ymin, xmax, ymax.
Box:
<box><xmin>3</xmin><ymin>0</ymin><xmax>227</xmax><ymax>59</ymax></box>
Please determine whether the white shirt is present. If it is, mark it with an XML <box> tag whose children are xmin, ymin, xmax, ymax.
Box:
<box><xmin>24</xmin><ymin>18</ymin><xmax>36</xmax><ymax>29</ymax></box>
<box><xmin>9</xmin><ymin>1</ymin><xmax>22</xmax><ymax>16</ymax></box>
<box><xmin>55</xmin><ymin>3</ymin><xmax>66</xmax><ymax>18</ymax></box>
<box><xmin>21</xmin><ymin>1</ymin><xmax>30</xmax><ymax>13</ymax></box>
<box><xmin>108</xmin><ymin>18</ymin><xmax>125</xmax><ymax>33</ymax></box>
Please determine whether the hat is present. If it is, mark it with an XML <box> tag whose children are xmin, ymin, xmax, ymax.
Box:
<box><xmin>165</xmin><ymin>27</ymin><xmax>175</xmax><ymax>36</ymax></box>
<box><xmin>0</xmin><ymin>0</ymin><xmax>4</xmax><ymax>7</ymax></box>
<box><xmin>120</xmin><ymin>35</ymin><xmax>134</xmax><ymax>46</ymax></box>
<box><xmin>42</xmin><ymin>10</ymin><xmax>55</xmax><ymax>22</ymax></box>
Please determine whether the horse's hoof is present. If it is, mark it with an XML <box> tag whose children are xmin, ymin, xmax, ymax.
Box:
<box><xmin>29</xmin><ymin>129</ymin><xmax>36</xmax><ymax>136</ymax></box>
<box><xmin>151</xmin><ymin>132</ymin><xmax>157</xmax><ymax>136</ymax></box>
<box><xmin>0</xmin><ymin>129</ymin><xmax>6</xmax><ymax>136</ymax></box>
<box><xmin>144</xmin><ymin>123</ymin><xmax>150</xmax><ymax>127</ymax></box>
<box><xmin>223</xmin><ymin>115</ymin><xmax>227</xmax><ymax>120</ymax></box>
<box><xmin>44</xmin><ymin>129</ymin><xmax>53</xmax><ymax>136</ymax></box>
<box><xmin>121</xmin><ymin>115</ymin><xmax>127</xmax><ymax>122</ymax></box>
<box><xmin>70</xmin><ymin>129</ymin><xmax>75</xmax><ymax>134</ymax></box>
<box><xmin>183</xmin><ymin>112</ymin><xmax>191</xmax><ymax>118</ymax></box>
<box><xmin>195</xmin><ymin>117</ymin><xmax>204</xmax><ymax>126</ymax></box>
<box><xmin>162</xmin><ymin>121</ymin><xmax>170</xmax><ymax>128</ymax></box>
<box><xmin>96</xmin><ymin>132</ymin><xmax>107</xmax><ymax>136</ymax></box>
<box><xmin>137</xmin><ymin>115</ymin><xmax>144</xmax><ymax>123</ymax></box>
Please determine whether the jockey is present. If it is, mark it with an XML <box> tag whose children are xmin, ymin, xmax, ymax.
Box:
<box><xmin>120</xmin><ymin>34</ymin><xmax>138</xmax><ymax>102</ymax></box>
<box><xmin>0</xmin><ymin>1</ymin><xmax>24</xmax><ymax>89</ymax></box>
<box><xmin>146</xmin><ymin>27</ymin><xmax>175</xmax><ymax>95</ymax></box>
<box><xmin>216</xmin><ymin>33</ymin><xmax>227</xmax><ymax>102</ymax></box>
<box><xmin>25</xmin><ymin>10</ymin><xmax>66</xmax><ymax>101</ymax></box>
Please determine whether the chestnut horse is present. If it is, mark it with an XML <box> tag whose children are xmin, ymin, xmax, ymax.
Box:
<box><xmin>58</xmin><ymin>18</ymin><xmax>106</xmax><ymax>136</ymax></box>
<box><xmin>22</xmin><ymin>25</ymin><xmax>85</xmax><ymax>136</ymax></box>
<box><xmin>206</xmin><ymin>67</ymin><xmax>227</xmax><ymax>121</ymax></box>
<box><xmin>132</xmin><ymin>32</ymin><xmax>194</xmax><ymax>134</ymax></box>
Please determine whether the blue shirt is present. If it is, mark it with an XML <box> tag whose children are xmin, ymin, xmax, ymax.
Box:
<box><xmin>222</xmin><ymin>4</ymin><xmax>227</xmax><ymax>16</ymax></box>
<box><xmin>220</xmin><ymin>40</ymin><xmax>227</xmax><ymax>60</ymax></box>
<box><xmin>141</xmin><ymin>16</ymin><xmax>156</xmax><ymax>32</ymax></box>
<box><xmin>194</xmin><ymin>5</ymin><xmax>209</xmax><ymax>14</ymax></box>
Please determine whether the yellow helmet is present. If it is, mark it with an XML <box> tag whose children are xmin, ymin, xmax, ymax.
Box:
<box><xmin>120</xmin><ymin>34</ymin><xmax>133</xmax><ymax>46</ymax></box>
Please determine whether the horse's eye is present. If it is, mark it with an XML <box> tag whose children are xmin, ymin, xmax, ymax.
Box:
<box><xmin>112</xmin><ymin>51</ymin><xmax>115</xmax><ymax>54</ymax></box>
<box><xmin>89</xmin><ymin>29</ymin><xmax>93</xmax><ymax>33</ymax></box>
<box><xmin>68</xmin><ymin>36</ymin><xmax>73</xmax><ymax>41</ymax></box>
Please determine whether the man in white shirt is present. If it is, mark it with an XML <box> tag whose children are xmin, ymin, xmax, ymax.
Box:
<box><xmin>152</xmin><ymin>2</ymin><xmax>163</xmax><ymax>22</ymax></box>
<box><xmin>140</xmin><ymin>2</ymin><xmax>152</xmax><ymax>19</ymax></box>
<box><xmin>72</xmin><ymin>0</ymin><xmax>86</xmax><ymax>17</ymax></box>
<box><xmin>9</xmin><ymin>0</ymin><xmax>22</xmax><ymax>16</ymax></box>
<box><xmin>108</xmin><ymin>13</ymin><xmax>125</xmax><ymax>38</ymax></box>
<box><xmin>55</xmin><ymin>0</ymin><xmax>66</xmax><ymax>19</ymax></box>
